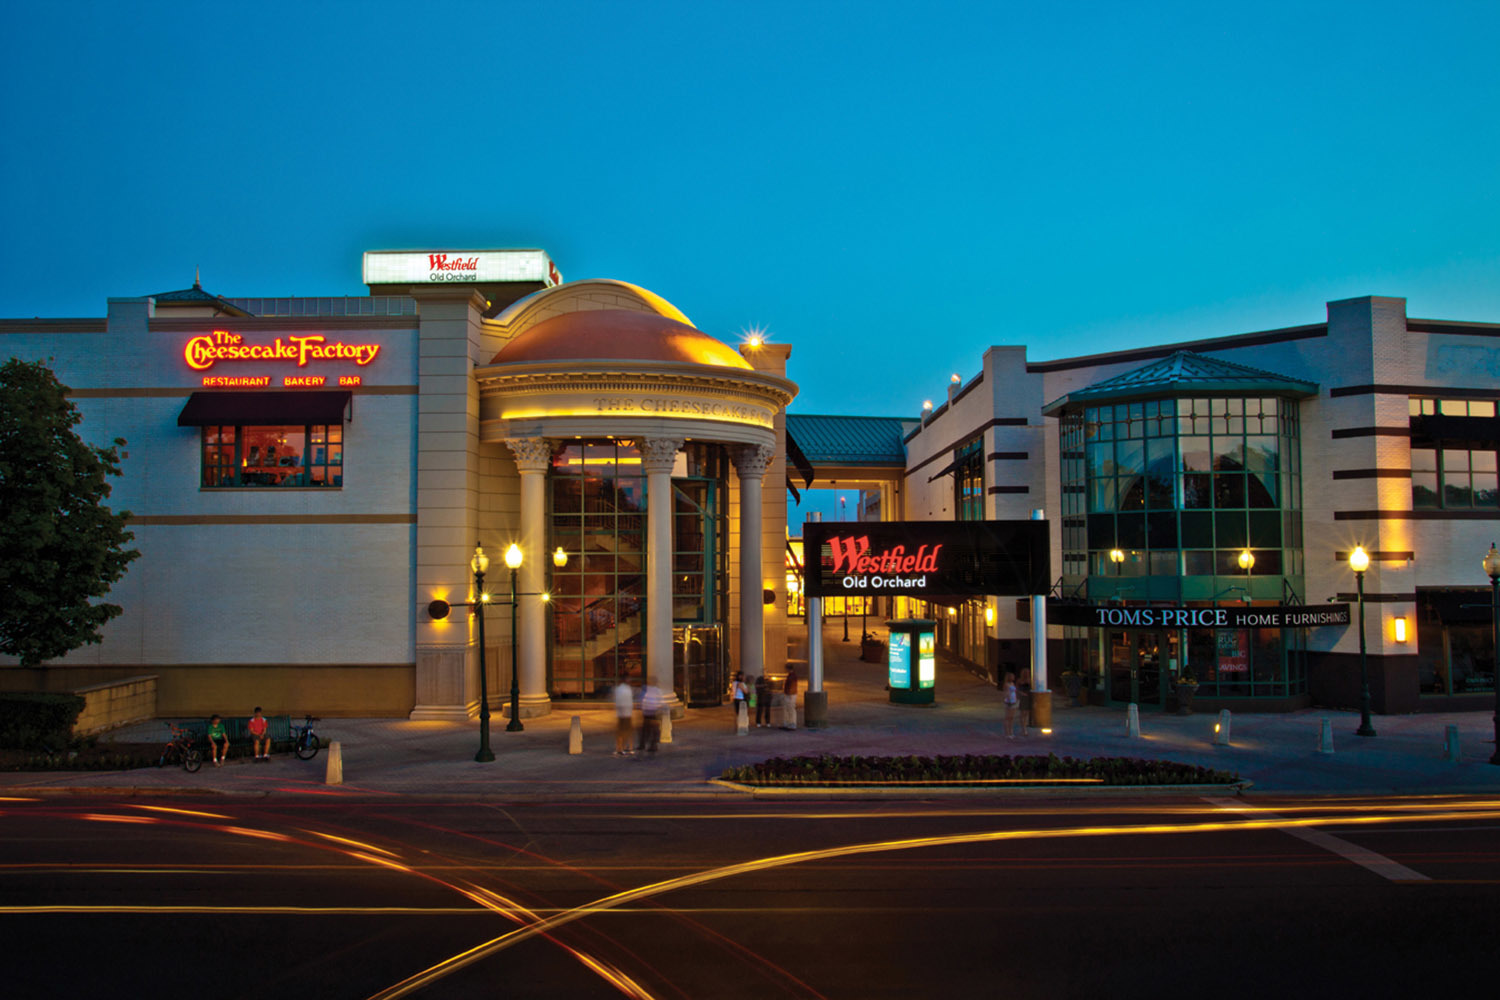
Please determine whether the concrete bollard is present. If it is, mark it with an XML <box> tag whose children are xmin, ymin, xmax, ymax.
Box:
<box><xmin>659</xmin><ymin>710</ymin><xmax>672</xmax><ymax>745</ymax></box>
<box><xmin>568</xmin><ymin>715</ymin><xmax>582</xmax><ymax>755</ymax></box>
<box><xmin>1125</xmin><ymin>703</ymin><xmax>1141</xmax><ymax>738</ymax></box>
<box><xmin>1444</xmin><ymin>724</ymin><xmax>1460</xmax><ymax>762</ymax></box>
<box><xmin>1317</xmin><ymin>717</ymin><xmax>1334</xmax><ymax>754</ymax></box>
<box><xmin>325</xmin><ymin>741</ymin><xmax>343</xmax><ymax>784</ymax></box>
<box><xmin>736</xmin><ymin>701</ymin><xmax>749</xmax><ymax>736</ymax></box>
<box><xmin>1213</xmin><ymin>709</ymin><xmax>1231</xmax><ymax>746</ymax></box>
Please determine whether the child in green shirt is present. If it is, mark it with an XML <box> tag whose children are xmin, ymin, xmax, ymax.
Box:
<box><xmin>207</xmin><ymin>714</ymin><xmax>228</xmax><ymax>766</ymax></box>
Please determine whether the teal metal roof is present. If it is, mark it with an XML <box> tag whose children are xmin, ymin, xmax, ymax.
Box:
<box><xmin>785</xmin><ymin>414</ymin><xmax>910</xmax><ymax>466</ymax></box>
<box><xmin>1041</xmin><ymin>350</ymin><xmax>1318</xmax><ymax>415</ymax></box>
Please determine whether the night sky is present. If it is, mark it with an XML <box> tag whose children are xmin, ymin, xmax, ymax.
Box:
<box><xmin>2</xmin><ymin>1</ymin><xmax>1496</xmax><ymax>417</ymax></box>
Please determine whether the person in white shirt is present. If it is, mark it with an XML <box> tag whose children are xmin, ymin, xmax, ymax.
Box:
<box><xmin>613</xmin><ymin>681</ymin><xmax>635</xmax><ymax>756</ymax></box>
<box><xmin>640</xmin><ymin>683</ymin><xmax>663</xmax><ymax>752</ymax></box>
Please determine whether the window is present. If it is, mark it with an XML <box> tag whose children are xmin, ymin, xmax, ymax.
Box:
<box><xmin>1409</xmin><ymin>398</ymin><xmax>1499</xmax><ymax>509</ymax></box>
<box><xmin>954</xmin><ymin>436</ymin><xmax>984</xmax><ymax>521</ymax></box>
<box><xmin>200</xmin><ymin>424</ymin><xmax>342</xmax><ymax>487</ymax></box>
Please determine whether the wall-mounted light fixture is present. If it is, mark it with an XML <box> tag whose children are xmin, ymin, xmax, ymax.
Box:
<box><xmin>1393</xmin><ymin>616</ymin><xmax>1408</xmax><ymax>643</ymax></box>
<box><xmin>984</xmin><ymin>604</ymin><xmax>996</xmax><ymax>627</ymax></box>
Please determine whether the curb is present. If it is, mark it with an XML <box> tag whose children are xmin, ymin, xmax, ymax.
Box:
<box><xmin>707</xmin><ymin>778</ymin><xmax>1254</xmax><ymax>798</ymax></box>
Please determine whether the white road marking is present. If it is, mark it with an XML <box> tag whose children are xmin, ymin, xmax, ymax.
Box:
<box><xmin>1202</xmin><ymin>797</ymin><xmax>1429</xmax><ymax>882</ymax></box>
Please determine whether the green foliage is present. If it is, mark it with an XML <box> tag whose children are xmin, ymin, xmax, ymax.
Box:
<box><xmin>0</xmin><ymin>358</ymin><xmax>139</xmax><ymax>666</ymax></box>
<box><xmin>720</xmin><ymin>753</ymin><xmax>1240</xmax><ymax>787</ymax></box>
<box><xmin>0</xmin><ymin>691</ymin><xmax>86</xmax><ymax>749</ymax></box>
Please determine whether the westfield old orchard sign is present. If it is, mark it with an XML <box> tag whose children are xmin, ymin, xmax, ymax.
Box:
<box><xmin>802</xmin><ymin>521</ymin><xmax>1050</xmax><ymax>598</ymax></box>
<box><xmin>183</xmin><ymin>330</ymin><xmax>381</xmax><ymax>388</ymax></box>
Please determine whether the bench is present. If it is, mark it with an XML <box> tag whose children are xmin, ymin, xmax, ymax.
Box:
<box><xmin>182</xmin><ymin>715</ymin><xmax>293</xmax><ymax>756</ymax></box>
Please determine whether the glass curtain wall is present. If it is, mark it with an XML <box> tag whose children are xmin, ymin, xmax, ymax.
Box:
<box><xmin>548</xmin><ymin>440</ymin><xmax>729</xmax><ymax>701</ymax></box>
<box><xmin>1060</xmin><ymin>397</ymin><xmax>1308</xmax><ymax>701</ymax></box>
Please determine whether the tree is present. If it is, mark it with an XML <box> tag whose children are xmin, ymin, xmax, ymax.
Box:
<box><xmin>0</xmin><ymin>358</ymin><xmax>139</xmax><ymax>666</ymax></box>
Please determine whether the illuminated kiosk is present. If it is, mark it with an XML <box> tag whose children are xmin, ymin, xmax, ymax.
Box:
<box><xmin>471</xmin><ymin>284</ymin><xmax>797</xmax><ymax>719</ymax></box>
<box><xmin>887</xmin><ymin>619</ymin><xmax>937</xmax><ymax>705</ymax></box>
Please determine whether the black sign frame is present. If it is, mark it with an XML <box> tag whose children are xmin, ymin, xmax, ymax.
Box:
<box><xmin>802</xmin><ymin>520</ymin><xmax>1050</xmax><ymax>598</ymax></box>
<box><xmin>1046</xmin><ymin>601</ymin><xmax>1353</xmax><ymax>631</ymax></box>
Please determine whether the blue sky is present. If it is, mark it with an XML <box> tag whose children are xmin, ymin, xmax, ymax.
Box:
<box><xmin>2</xmin><ymin>1</ymin><xmax>1496</xmax><ymax>417</ymax></box>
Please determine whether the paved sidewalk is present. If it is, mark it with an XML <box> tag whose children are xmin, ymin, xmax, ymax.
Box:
<box><xmin>5</xmin><ymin>622</ymin><xmax>1499</xmax><ymax>798</ymax></box>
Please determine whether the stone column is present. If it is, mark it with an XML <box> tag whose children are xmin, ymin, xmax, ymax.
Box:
<box><xmin>733</xmin><ymin>443</ymin><xmax>775</xmax><ymax>679</ymax></box>
<box><xmin>505</xmin><ymin>437</ymin><xmax>554</xmax><ymax>719</ymax></box>
<box><xmin>642</xmin><ymin>437</ymin><xmax>684</xmax><ymax>717</ymax></box>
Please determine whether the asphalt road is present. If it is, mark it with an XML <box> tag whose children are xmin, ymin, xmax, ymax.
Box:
<box><xmin>4</xmin><ymin>792</ymin><xmax>1498</xmax><ymax>999</ymax></box>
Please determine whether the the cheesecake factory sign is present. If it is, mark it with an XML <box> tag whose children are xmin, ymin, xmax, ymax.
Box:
<box><xmin>183</xmin><ymin>330</ymin><xmax>381</xmax><ymax>387</ymax></box>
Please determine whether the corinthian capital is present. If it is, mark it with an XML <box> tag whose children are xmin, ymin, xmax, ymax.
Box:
<box><xmin>640</xmin><ymin>437</ymin><xmax>684</xmax><ymax>475</ymax></box>
<box><xmin>505</xmin><ymin>437</ymin><xmax>554</xmax><ymax>473</ymax></box>
<box><xmin>732</xmin><ymin>442</ymin><xmax>776</xmax><ymax>479</ymax></box>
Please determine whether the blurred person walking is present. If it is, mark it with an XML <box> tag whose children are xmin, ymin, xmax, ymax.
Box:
<box><xmin>754</xmin><ymin>673</ymin><xmax>771</xmax><ymax>727</ymax></box>
<box><xmin>613</xmin><ymin>680</ymin><xmax>635</xmax><ymax>756</ymax></box>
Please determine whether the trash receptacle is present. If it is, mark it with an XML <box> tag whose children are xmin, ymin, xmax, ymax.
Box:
<box><xmin>887</xmin><ymin>618</ymin><xmax>936</xmax><ymax>705</ymax></box>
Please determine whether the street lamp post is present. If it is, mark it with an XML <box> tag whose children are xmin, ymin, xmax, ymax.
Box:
<box><xmin>1238</xmin><ymin>548</ymin><xmax>1255</xmax><ymax>602</ymax></box>
<box><xmin>471</xmin><ymin>544</ymin><xmax>495</xmax><ymax>762</ymax></box>
<box><xmin>504</xmin><ymin>543</ymin><xmax>524</xmax><ymax>732</ymax></box>
<box><xmin>1484</xmin><ymin>542</ymin><xmax>1500</xmax><ymax>765</ymax></box>
<box><xmin>1350</xmin><ymin>545</ymin><xmax>1376</xmax><ymax>737</ymax></box>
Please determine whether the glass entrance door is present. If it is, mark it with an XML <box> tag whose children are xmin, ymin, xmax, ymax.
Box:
<box><xmin>1108</xmin><ymin>630</ymin><xmax>1167</xmax><ymax>706</ymax></box>
<box><xmin>1135</xmin><ymin>632</ymin><xmax>1161</xmax><ymax>705</ymax></box>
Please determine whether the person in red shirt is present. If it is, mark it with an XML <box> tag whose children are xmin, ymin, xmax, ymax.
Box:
<box><xmin>248</xmin><ymin>706</ymin><xmax>270</xmax><ymax>761</ymax></box>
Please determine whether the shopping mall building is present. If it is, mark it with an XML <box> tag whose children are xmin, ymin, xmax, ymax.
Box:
<box><xmin>3</xmin><ymin>247</ymin><xmax>1496</xmax><ymax>720</ymax></box>
<box><xmin>823</xmin><ymin>294</ymin><xmax>1497</xmax><ymax>715</ymax></box>
<box><xmin>0</xmin><ymin>250</ymin><xmax>796</xmax><ymax>719</ymax></box>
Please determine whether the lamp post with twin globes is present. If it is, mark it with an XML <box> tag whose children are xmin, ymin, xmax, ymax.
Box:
<box><xmin>470</xmin><ymin>544</ymin><xmax>495</xmax><ymax>762</ymax></box>
<box><xmin>427</xmin><ymin>542</ymin><xmax>568</xmax><ymax>759</ymax></box>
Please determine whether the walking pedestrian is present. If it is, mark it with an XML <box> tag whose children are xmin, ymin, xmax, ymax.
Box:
<box><xmin>613</xmin><ymin>680</ymin><xmax>635</xmax><ymax>756</ymax></box>
<box><xmin>640</xmin><ymin>682</ymin><xmax>663</xmax><ymax>752</ymax></box>
<box><xmin>780</xmin><ymin>665</ymin><xmax>799</xmax><ymax>730</ymax></box>
<box><xmin>754</xmin><ymin>673</ymin><xmax>771</xmax><ymax>727</ymax></box>
<box><xmin>1002</xmin><ymin>671</ymin><xmax>1019</xmax><ymax>739</ymax></box>
<box><xmin>730</xmin><ymin>671</ymin><xmax>748</xmax><ymax>727</ymax></box>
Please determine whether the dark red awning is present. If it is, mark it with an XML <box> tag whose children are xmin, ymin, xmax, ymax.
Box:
<box><xmin>177</xmin><ymin>390</ymin><xmax>351</xmax><ymax>427</ymax></box>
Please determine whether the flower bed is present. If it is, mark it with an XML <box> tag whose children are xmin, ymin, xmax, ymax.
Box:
<box><xmin>721</xmin><ymin>753</ymin><xmax>1239</xmax><ymax>787</ymax></box>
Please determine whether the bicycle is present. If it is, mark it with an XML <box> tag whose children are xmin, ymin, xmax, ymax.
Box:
<box><xmin>290</xmin><ymin>715</ymin><xmax>321</xmax><ymax>760</ymax></box>
<box><xmin>157</xmin><ymin>723</ymin><xmax>203</xmax><ymax>772</ymax></box>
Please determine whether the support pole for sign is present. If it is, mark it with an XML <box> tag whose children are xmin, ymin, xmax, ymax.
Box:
<box><xmin>1028</xmin><ymin>509</ymin><xmax>1052</xmax><ymax>732</ymax></box>
<box><xmin>805</xmin><ymin>512</ymin><xmax>828</xmax><ymax>728</ymax></box>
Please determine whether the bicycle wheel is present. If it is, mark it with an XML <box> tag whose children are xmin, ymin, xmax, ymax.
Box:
<box><xmin>294</xmin><ymin>734</ymin><xmax>320</xmax><ymax>760</ymax></box>
<box><xmin>183</xmin><ymin>749</ymin><xmax>203</xmax><ymax>773</ymax></box>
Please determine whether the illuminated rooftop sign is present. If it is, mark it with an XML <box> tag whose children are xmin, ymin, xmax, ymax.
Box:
<box><xmin>362</xmin><ymin>250</ymin><xmax>561</xmax><ymax>286</ymax></box>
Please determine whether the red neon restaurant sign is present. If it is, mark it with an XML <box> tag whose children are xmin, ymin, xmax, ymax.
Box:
<box><xmin>184</xmin><ymin>331</ymin><xmax>380</xmax><ymax>388</ymax></box>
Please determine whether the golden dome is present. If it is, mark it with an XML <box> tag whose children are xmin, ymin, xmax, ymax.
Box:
<box><xmin>491</xmin><ymin>309</ymin><xmax>751</xmax><ymax>370</ymax></box>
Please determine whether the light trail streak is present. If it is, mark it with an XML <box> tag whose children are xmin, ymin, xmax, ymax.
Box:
<box><xmin>80</xmin><ymin>813</ymin><xmax>159</xmax><ymax>825</ymax></box>
<box><xmin>368</xmin><ymin>804</ymin><xmax>1500</xmax><ymax>1000</ymax></box>
<box><xmin>302</xmin><ymin>829</ymin><xmax>400</xmax><ymax>856</ymax></box>
<box><xmin>0</xmin><ymin>904</ymin><xmax>498</xmax><ymax>916</ymax></box>
<box><xmin>382</xmin><ymin>810</ymin><xmax>825</xmax><ymax>999</ymax></box>
<box><xmin>133</xmin><ymin>805</ymin><xmax>231</xmax><ymax>819</ymax></box>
